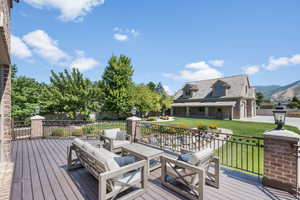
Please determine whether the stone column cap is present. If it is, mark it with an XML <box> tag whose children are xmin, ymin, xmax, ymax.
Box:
<box><xmin>126</xmin><ymin>116</ymin><xmax>141</xmax><ymax>121</ymax></box>
<box><xmin>263</xmin><ymin>129</ymin><xmax>300</xmax><ymax>142</ymax></box>
<box><xmin>31</xmin><ymin>115</ymin><xmax>45</xmax><ymax>120</ymax></box>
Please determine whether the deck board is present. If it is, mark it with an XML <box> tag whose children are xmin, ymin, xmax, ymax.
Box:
<box><xmin>10</xmin><ymin>139</ymin><xmax>297</xmax><ymax>200</ymax></box>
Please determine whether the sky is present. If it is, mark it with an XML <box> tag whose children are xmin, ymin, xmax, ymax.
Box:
<box><xmin>11</xmin><ymin>0</ymin><xmax>300</xmax><ymax>95</ymax></box>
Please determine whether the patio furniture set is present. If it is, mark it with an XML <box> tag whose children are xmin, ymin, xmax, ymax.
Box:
<box><xmin>67</xmin><ymin>128</ymin><xmax>220</xmax><ymax>200</ymax></box>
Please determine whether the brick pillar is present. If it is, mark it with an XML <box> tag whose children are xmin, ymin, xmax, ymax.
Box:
<box><xmin>31</xmin><ymin>115</ymin><xmax>45</xmax><ymax>138</ymax></box>
<box><xmin>126</xmin><ymin>116</ymin><xmax>141</xmax><ymax>142</ymax></box>
<box><xmin>263</xmin><ymin>129</ymin><xmax>300</xmax><ymax>194</ymax></box>
<box><xmin>0</xmin><ymin>65</ymin><xmax>11</xmax><ymax>163</ymax></box>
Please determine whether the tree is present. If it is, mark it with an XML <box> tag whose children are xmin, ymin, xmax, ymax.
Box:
<box><xmin>12</xmin><ymin>72</ymin><xmax>44</xmax><ymax>121</ymax></box>
<box><xmin>155</xmin><ymin>82</ymin><xmax>166</xmax><ymax>94</ymax></box>
<box><xmin>256</xmin><ymin>92</ymin><xmax>264</xmax><ymax>106</ymax></box>
<box><xmin>130</xmin><ymin>84</ymin><xmax>161</xmax><ymax>116</ymax></box>
<box><xmin>287</xmin><ymin>96</ymin><xmax>300</xmax><ymax>109</ymax></box>
<box><xmin>147</xmin><ymin>81</ymin><xmax>156</xmax><ymax>92</ymax></box>
<box><xmin>102</xmin><ymin>55</ymin><xmax>134</xmax><ymax>117</ymax></box>
<box><xmin>42</xmin><ymin>68</ymin><xmax>101</xmax><ymax>119</ymax></box>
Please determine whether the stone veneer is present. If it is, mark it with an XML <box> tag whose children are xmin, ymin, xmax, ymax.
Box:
<box><xmin>263</xmin><ymin>129</ymin><xmax>300</xmax><ymax>194</ymax></box>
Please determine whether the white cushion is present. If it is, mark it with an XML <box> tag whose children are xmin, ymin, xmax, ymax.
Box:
<box><xmin>188</xmin><ymin>148</ymin><xmax>213</xmax><ymax>166</ymax></box>
<box><xmin>116</xmin><ymin>131</ymin><xmax>127</xmax><ymax>140</ymax></box>
<box><xmin>104</xmin><ymin>128</ymin><xmax>120</xmax><ymax>140</ymax></box>
<box><xmin>93</xmin><ymin>148</ymin><xmax>120</xmax><ymax>171</ymax></box>
<box><xmin>112</xmin><ymin>140</ymin><xmax>131</xmax><ymax>148</ymax></box>
<box><xmin>73</xmin><ymin>138</ymin><xmax>85</xmax><ymax>147</ymax></box>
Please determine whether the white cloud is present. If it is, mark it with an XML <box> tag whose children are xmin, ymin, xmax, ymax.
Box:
<box><xmin>163</xmin><ymin>60</ymin><xmax>223</xmax><ymax>81</ymax></box>
<box><xmin>23</xmin><ymin>29</ymin><xmax>69</xmax><ymax>64</ymax></box>
<box><xmin>24</xmin><ymin>0</ymin><xmax>104</xmax><ymax>22</ymax></box>
<box><xmin>11</xmin><ymin>35</ymin><xmax>32</xmax><ymax>59</ymax></box>
<box><xmin>242</xmin><ymin>65</ymin><xmax>260</xmax><ymax>75</ymax></box>
<box><xmin>208</xmin><ymin>60</ymin><xmax>224</xmax><ymax>67</ymax></box>
<box><xmin>163</xmin><ymin>85</ymin><xmax>173</xmax><ymax>95</ymax></box>
<box><xmin>71</xmin><ymin>56</ymin><xmax>99</xmax><ymax>72</ymax></box>
<box><xmin>264</xmin><ymin>54</ymin><xmax>300</xmax><ymax>71</ymax></box>
<box><xmin>113</xmin><ymin>27</ymin><xmax>140</xmax><ymax>41</ymax></box>
<box><xmin>113</xmin><ymin>33</ymin><xmax>128</xmax><ymax>41</ymax></box>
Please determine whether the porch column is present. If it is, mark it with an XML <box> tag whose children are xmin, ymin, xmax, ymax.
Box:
<box><xmin>205</xmin><ymin>107</ymin><xmax>209</xmax><ymax>118</ymax></box>
<box><xmin>262</xmin><ymin>129</ymin><xmax>300</xmax><ymax>194</ymax></box>
<box><xmin>170</xmin><ymin>107</ymin><xmax>174</xmax><ymax>116</ymax></box>
<box><xmin>230</xmin><ymin>106</ymin><xmax>233</xmax><ymax>120</ymax></box>
<box><xmin>186</xmin><ymin>107</ymin><xmax>190</xmax><ymax>117</ymax></box>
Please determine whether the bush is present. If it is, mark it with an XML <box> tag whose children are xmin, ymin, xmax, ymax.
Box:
<box><xmin>82</xmin><ymin>125</ymin><xmax>98</xmax><ymax>135</ymax></box>
<box><xmin>208</xmin><ymin>124</ymin><xmax>218</xmax><ymax>129</ymax></box>
<box><xmin>146</xmin><ymin>117</ymin><xmax>157</xmax><ymax>121</ymax></box>
<box><xmin>52</xmin><ymin>128</ymin><xmax>65</xmax><ymax>137</ymax></box>
<box><xmin>196</xmin><ymin>122</ymin><xmax>205</xmax><ymax>127</ymax></box>
<box><xmin>177</xmin><ymin>124</ymin><xmax>188</xmax><ymax>129</ymax></box>
<box><xmin>160</xmin><ymin>116</ymin><xmax>169</xmax><ymax>120</ymax></box>
<box><xmin>71</xmin><ymin>129</ymin><xmax>83</xmax><ymax>137</ymax></box>
<box><xmin>197</xmin><ymin>124</ymin><xmax>208</xmax><ymax>131</ymax></box>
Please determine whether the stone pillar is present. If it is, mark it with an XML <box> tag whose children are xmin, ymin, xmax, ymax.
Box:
<box><xmin>31</xmin><ymin>115</ymin><xmax>45</xmax><ymax>138</ymax></box>
<box><xmin>186</xmin><ymin>107</ymin><xmax>190</xmax><ymax>117</ymax></box>
<box><xmin>170</xmin><ymin>107</ymin><xmax>174</xmax><ymax>116</ymax></box>
<box><xmin>126</xmin><ymin>116</ymin><xmax>141</xmax><ymax>142</ymax></box>
<box><xmin>0</xmin><ymin>65</ymin><xmax>11</xmax><ymax>163</ymax></box>
<box><xmin>263</xmin><ymin>129</ymin><xmax>300</xmax><ymax>194</ymax></box>
<box><xmin>205</xmin><ymin>107</ymin><xmax>209</xmax><ymax>118</ymax></box>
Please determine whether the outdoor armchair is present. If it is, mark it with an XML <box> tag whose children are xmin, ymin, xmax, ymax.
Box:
<box><xmin>99</xmin><ymin>128</ymin><xmax>131</xmax><ymax>153</ymax></box>
<box><xmin>67</xmin><ymin>138</ymin><xmax>147</xmax><ymax>200</ymax></box>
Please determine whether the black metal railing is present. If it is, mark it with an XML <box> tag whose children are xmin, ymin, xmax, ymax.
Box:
<box><xmin>139</xmin><ymin>123</ymin><xmax>264</xmax><ymax>176</ymax></box>
<box><xmin>42</xmin><ymin>120</ymin><xmax>126</xmax><ymax>138</ymax></box>
<box><xmin>12</xmin><ymin>121</ymin><xmax>31</xmax><ymax>140</ymax></box>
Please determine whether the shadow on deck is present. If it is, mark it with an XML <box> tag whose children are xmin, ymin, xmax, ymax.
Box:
<box><xmin>11</xmin><ymin>139</ymin><xmax>297</xmax><ymax>200</ymax></box>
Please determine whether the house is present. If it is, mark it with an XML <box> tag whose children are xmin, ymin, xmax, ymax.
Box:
<box><xmin>171</xmin><ymin>75</ymin><xmax>256</xmax><ymax>120</ymax></box>
<box><xmin>0</xmin><ymin>0</ymin><xmax>17</xmax><ymax>168</ymax></box>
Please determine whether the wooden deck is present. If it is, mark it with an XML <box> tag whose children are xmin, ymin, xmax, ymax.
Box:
<box><xmin>11</xmin><ymin>139</ymin><xmax>297</xmax><ymax>200</ymax></box>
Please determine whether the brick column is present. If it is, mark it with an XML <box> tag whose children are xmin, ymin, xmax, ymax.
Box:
<box><xmin>263</xmin><ymin>129</ymin><xmax>300</xmax><ymax>194</ymax></box>
<box><xmin>126</xmin><ymin>116</ymin><xmax>141</xmax><ymax>142</ymax></box>
<box><xmin>31</xmin><ymin>115</ymin><xmax>45</xmax><ymax>138</ymax></box>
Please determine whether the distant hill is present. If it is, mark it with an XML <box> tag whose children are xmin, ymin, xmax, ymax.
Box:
<box><xmin>254</xmin><ymin>80</ymin><xmax>300</xmax><ymax>100</ymax></box>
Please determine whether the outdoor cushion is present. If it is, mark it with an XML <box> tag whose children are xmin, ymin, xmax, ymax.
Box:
<box><xmin>112</xmin><ymin>140</ymin><xmax>131</xmax><ymax>148</ymax></box>
<box><xmin>116</xmin><ymin>130</ymin><xmax>127</xmax><ymax>140</ymax></box>
<box><xmin>178</xmin><ymin>152</ymin><xmax>194</xmax><ymax>162</ymax></box>
<box><xmin>73</xmin><ymin>138</ymin><xmax>85</xmax><ymax>147</ymax></box>
<box><xmin>188</xmin><ymin>148</ymin><xmax>213</xmax><ymax>166</ymax></box>
<box><xmin>114</xmin><ymin>156</ymin><xmax>136</xmax><ymax>167</ymax></box>
<box><xmin>104</xmin><ymin>128</ymin><xmax>121</xmax><ymax>140</ymax></box>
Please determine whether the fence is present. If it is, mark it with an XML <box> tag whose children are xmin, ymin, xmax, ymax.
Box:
<box><xmin>42</xmin><ymin>120</ymin><xmax>126</xmax><ymax>138</ymax></box>
<box><xmin>12</xmin><ymin>121</ymin><xmax>31</xmax><ymax>140</ymax></box>
<box><xmin>139</xmin><ymin>123</ymin><xmax>264</xmax><ymax>175</ymax></box>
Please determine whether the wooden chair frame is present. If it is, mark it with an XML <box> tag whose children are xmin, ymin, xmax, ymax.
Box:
<box><xmin>99</xmin><ymin>134</ymin><xmax>132</xmax><ymax>153</ymax></box>
<box><xmin>67</xmin><ymin>143</ymin><xmax>147</xmax><ymax>200</ymax></box>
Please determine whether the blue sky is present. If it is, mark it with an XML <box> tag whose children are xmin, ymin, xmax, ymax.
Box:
<box><xmin>11</xmin><ymin>0</ymin><xmax>300</xmax><ymax>94</ymax></box>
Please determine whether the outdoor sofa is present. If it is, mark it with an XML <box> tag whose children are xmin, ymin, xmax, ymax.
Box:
<box><xmin>67</xmin><ymin>138</ymin><xmax>148</xmax><ymax>200</ymax></box>
<box><xmin>99</xmin><ymin>128</ymin><xmax>131</xmax><ymax>153</ymax></box>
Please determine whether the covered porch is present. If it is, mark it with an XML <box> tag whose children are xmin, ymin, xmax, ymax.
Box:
<box><xmin>171</xmin><ymin>101</ymin><xmax>236</xmax><ymax>120</ymax></box>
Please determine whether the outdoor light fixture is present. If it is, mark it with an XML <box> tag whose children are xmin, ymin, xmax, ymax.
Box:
<box><xmin>35</xmin><ymin>105</ymin><xmax>40</xmax><ymax>115</ymax></box>
<box><xmin>131</xmin><ymin>106</ymin><xmax>137</xmax><ymax>116</ymax></box>
<box><xmin>272</xmin><ymin>103</ymin><xmax>287</xmax><ymax>130</ymax></box>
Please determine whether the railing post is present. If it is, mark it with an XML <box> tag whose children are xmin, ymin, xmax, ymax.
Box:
<box><xmin>262</xmin><ymin>129</ymin><xmax>300</xmax><ymax>194</ymax></box>
<box><xmin>126</xmin><ymin>116</ymin><xmax>141</xmax><ymax>142</ymax></box>
<box><xmin>31</xmin><ymin>115</ymin><xmax>45</xmax><ymax>138</ymax></box>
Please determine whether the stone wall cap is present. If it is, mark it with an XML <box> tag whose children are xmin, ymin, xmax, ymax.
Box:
<box><xmin>263</xmin><ymin>129</ymin><xmax>300</xmax><ymax>142</ymax></box>
<box><xmin>126</xmin><ymin>116</ymin><xmax>141</xmax><ymax>121</ymax></box>
<box><xmin>31</xmin><ymin>115</ymin><xmax>45</xmax><ymax>120</ymax></box>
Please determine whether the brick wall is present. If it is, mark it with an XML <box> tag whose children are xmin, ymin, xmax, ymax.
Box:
<box><xmin>263</xmin><ymin>134</ymin><xmax>299</xmax><ymax>194</ymax></box>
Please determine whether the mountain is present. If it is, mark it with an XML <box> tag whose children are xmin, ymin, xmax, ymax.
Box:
<box><xmin>254</xmin><ymin>80</ymin><xmax>300</xmax><ymax>100</ymax></box>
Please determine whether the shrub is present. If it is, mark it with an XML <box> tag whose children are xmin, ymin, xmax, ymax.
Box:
<box><xmin>146</xmin><ymin>117</ymin><xmax>157</xmax><ymax>121</ymax></box>
<box><xmin>51</xmin><ymin>128</ymin><xmax>65</xmax><ymax>137</ymax></box>
<box><xmin>160</xmin><ymin>116</ymin><xmax>169</xmax><ymax>120</ymax></box>
<box><xmin>177</xmin><ymin>124</ymin><xmax>188</xmax><ymax>129</ymax></box>
<box><xmin>208</xmin><ymin>124</ymin><xmax>218</xmax><ymax>129</ymax></box>
<box><xmin>196</xmin><ymin>122</ymin><xmax>205</xmax><ymax>127</ymax></box>
<box><xmin>82</xmin><ymin>125</ymin><xmax>98</xmax><ymax>135</ymax></box>
<box><xmin>71</xmin><ymin>129</ymin><xmax>83</xmax><ymax>137</ymax></box>
<box><xmin>197</xmin><ymin>125</ymin><xmax>208</xmax><ymax>131</ymax></box>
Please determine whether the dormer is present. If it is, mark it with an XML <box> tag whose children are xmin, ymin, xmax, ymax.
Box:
<box><xmin>211</xmin><ymin>80</ymin><xmax>231</xmax><ymax>97</ymax></box>
<box><xmin>183</xmin><ymin>83</ymin><xmax>198</xmax><ymax>98</ymax></box>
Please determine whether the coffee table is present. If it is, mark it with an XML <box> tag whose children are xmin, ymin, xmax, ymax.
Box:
<box><xmin>122</xmin><ymin>143</ymin><xmax>164</xmax><ymax>174</ymax></box>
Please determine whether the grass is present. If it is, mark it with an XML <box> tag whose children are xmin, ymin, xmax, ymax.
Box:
<box><xmin>153</xmin><ymin>117</ymin><xmax>300</xmax><ymax>137</ymax></box>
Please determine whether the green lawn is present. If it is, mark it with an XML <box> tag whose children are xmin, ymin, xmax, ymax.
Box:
<box><xmin>153</xmin><ymin>117</ymin><xmax>300</xmax><ymax>137</ymax></box>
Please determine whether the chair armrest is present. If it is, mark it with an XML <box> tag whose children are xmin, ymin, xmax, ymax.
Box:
<box><xmin>126</xmin><ymin>134</ymin><xmax>131</xmax><ymax>142</ymax></box>
<box><xmin>160</xmin><ymin>155</ymin><xmax>204</xmax><ymax>173</ymax></box>
<box><xmin>99</xmin><ymin>135</ymin><xmax>113</xmax><ymax>143</ymax></box>
<box><xmin>180</xmin><ymin>148</ymin><xmax>192</xmax><ymax>154</ymax></box>
<box><xmin>99</xmin><ymin>160</ymin><xmax>147</xmax><ymax>180</ymax></box>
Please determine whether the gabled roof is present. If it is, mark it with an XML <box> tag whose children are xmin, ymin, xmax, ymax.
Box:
<box><xmin>174</xmin><ymin>74</ymin><xmax>255</xmax><ymax>100</ymax></box>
